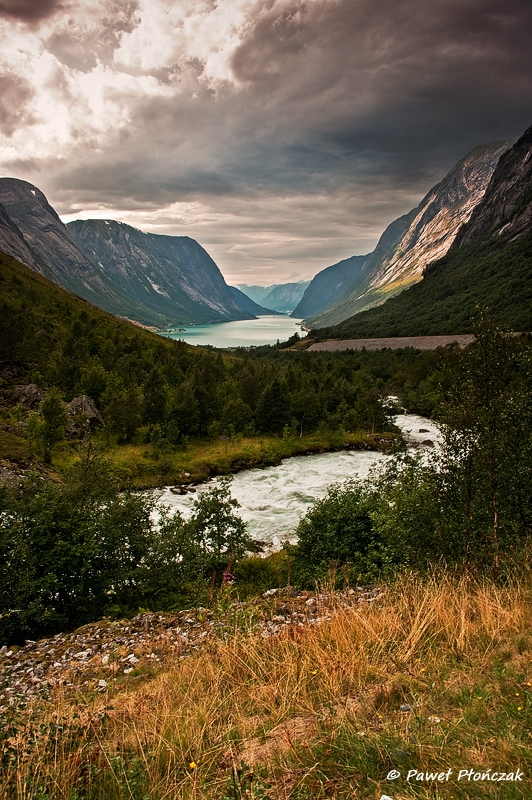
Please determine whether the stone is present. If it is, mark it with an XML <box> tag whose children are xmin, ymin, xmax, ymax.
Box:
<box><xmin>12</xmin><ymin>384</ymin><xmax>43</xmax><ymax>407</ymax></box>
<box><xmin>68</xmin><ymin>395</ymin><xmax>104</xmax><ymax>428</ymax></box>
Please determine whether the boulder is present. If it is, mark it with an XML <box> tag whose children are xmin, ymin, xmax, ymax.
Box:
<box><xmin>12</xmin><ymin>384</ymin><xmax>43</xmax><ymax>408</ymax></box>
<box><xmin>68</xmin><ymin>395</ymin><xmax>104</xmax><ymax>428</ymax></box>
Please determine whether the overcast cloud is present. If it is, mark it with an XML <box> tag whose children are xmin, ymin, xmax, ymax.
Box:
<box><xmin>0</xmin><ymin>0</ymin><xmax>531</xmax><ymax>283</ymax></box>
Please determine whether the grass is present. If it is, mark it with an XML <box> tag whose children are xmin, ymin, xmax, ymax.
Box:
<box><xmin>48</xmin><ymin>429</ymin><xmax>398</xmax><ymax>488</ymax></box>
<box><xmin>2</xmin><ymin>570</ymin><xmax>532</xmax><ymax>798</ymax></box>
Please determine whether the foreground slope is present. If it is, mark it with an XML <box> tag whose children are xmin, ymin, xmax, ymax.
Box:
<box><xmin>2</xmin><ymin>574</ymin><xmax>531</xmax><ymax>799</ymax></box>
<box><xmin>312</xmin><ymin>126</ymin><xmax>532</xmax><ymax>339</ymax></box>
<box><xmin>306</xmin><ymin>139</ymin><xmax>513</xmax><ymax>328</ymax></box>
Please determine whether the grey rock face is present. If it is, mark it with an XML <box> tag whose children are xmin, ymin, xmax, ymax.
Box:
<box><xmin>68</xmin><ymin>219</ymin><xmax>253</xmax><ymax>325</ymax></box>
<box><xmin>12</xmin><ymin>384</ymin><xmax>43</xmax><ymax>407</ymax></box>
<box><xmin>0</xmin><ymin>178</ymin><xmax>252</xmax><ymax>327</ymax></box>
<box><xmin>305</xmin><ymin>139</ymin><xmax>514</xmax><ymax>328</ymax></box>
<box><xmin>453</xmin><ymin>124</ymin><xmax>532</xmax><ymax>247</ymax></box>
<box><xmin>68</xmin><ymin>395</ymin><xmax>104</xmax><ymax>427</ymax></box>
<box><xmin>0</xmin><ymin>201</ymin><xmax>40</xmax><ymax>270</ymax></box>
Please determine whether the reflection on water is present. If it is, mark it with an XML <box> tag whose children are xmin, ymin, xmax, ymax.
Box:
<box><xmin>159</xmin><ymin>315</ymin><xmax>304</xmax><ymax>348</ymax></box>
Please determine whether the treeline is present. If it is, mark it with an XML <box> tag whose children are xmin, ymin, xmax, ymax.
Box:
<box><xmin>1</xmin><ymin>252</ymin><xmax>448</xmax><ymax>455</ymax></box>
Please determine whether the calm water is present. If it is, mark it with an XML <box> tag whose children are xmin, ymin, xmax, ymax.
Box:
<box><xmin>159</xmin><ymin>315</ymin><xmax>303</xmax><ymax>348</ymax></box>
<box><xmin>158</xmin><ymin>414</ymin><xmax>440</xmax><ymax>548</ymax></box>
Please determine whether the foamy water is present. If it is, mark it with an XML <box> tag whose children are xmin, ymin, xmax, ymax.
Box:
<box><xmin>156</xmin><ymin>414</ymin><xmax>440</xmax><ymax>547</ymax></box>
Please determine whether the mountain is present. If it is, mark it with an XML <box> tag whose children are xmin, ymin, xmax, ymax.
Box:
<box><xmin>236</xmin><ymin>281</ymin><xmax>311</xmax><ymax>313</ymax></box>
<box><xmin>229</xmin><ymin>286</ymin><xmax>282</xmax><ymax>316</ymax></box>
<box><xmin>236</xmin><ymin>285</ymin><xmax>272</xmax><ymax>305</ymax></box>
<box><xmin>291</xmin><ymin>254</ymin><xmax>369</xmax><ymax>319</ymax></box>
<box><xmin>0</xmin><ymin>178</ymin><xmax>251</xmax><ymax>328</ymax></box>
<box><xmin>68</xmin><ymin>219</ymin><xmax>252</xmax><ymax>326</ymax></box>
<box><xmin>0</xmin><ymin>201</ymin><xmax>41</xmax><ymax>270</ymax></box>
<box><xmin>305</xmin><ymin>139</ymin><xmax>513</xmax><ymax>328</ymax></box>
<box><xmin>453</xmin><ymin>125</ymin><xmax>532</xmax><ymax>248</ymax></box>
<box><xmin>261</xmin><ymin>281</ymin><xmax>311</xmax><ymax>313</ymax></box>
<box><xmin>310</xmin><ymin>125</ymin><xmax>532</xmax><ymax>339</ymax></box>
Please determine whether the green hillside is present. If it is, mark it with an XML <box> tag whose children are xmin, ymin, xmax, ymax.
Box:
<box><xmin>311</xmin><ymin>232</ymin><xmax>532</xmax><ymax>339</ymax></box>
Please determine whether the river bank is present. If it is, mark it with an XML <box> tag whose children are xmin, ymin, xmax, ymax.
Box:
<box><xmin>87</xmin><ymin>429</ymin><xmax>401</xmax><ymax>490</ymax></box>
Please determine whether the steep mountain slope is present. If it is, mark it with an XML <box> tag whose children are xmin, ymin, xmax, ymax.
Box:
<box><xmin>0</xmin><ymin>178</ymin><xmax>131</xmax><ymax>314</ymax></box>
<box><xmin>453</xmin><ymin>124</ymin><xmax>532</xmax><ymax>247</ymax></box>
<box><xmin>68</xmin><ymin>219</ymin><xmax>252</xmax><ymax>326</ymax></box>
<box><xmin>237</xmin><ymin>281</ymin><xmax>311</xmax><ymax>313</ymax></box>
<box><xmin>306</xmin><ymin>139</ymin><xmax>513</xmax><ymax>328</ymax></box>
<box><xmin>311</xmin><ymin>127</ymin><xmax>532</xmax><ymax>339</ymax></box>
<box><xmin>261</xmin><ymin>281</ymin><xmax>310</xmax><ymax>313</ymax></box>
<box><xmin>0</xmin><ymin>201</ymin><xmax>41</xmax><ymax>270</ymax></box>
<box><xmin>229</xmin><ymin>286</ymin><xmax>281</xmax><ymax>316</ymax></box>
<box><xmin>291</xmin><ymin>254</ymin><xmax>369</xmax><ymax>319</ymax></box>
<box><xmin>235</xmin><ymin>285</ymin><xmax>272</xmax><ymax>304</ymax></box>
<box><xmin>0</xmin><ymin>178</ymin><xmax>251</xmax><ymax>328</ymax></box>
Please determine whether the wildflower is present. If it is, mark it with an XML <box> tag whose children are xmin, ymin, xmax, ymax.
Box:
<box><xmin>189</xmin><ymin>761</ymin><xmax>197</xmax><ymax>769</ymax></box>
<box><xmin>518</xmin><ymin>707</ymin><xmax>523</xmax><ymax>711</ymax></box>
<box><xmin>222</xmin><ymin>572</ymin><xmax>236</xmax><ymax>584</ymax></box>
<box><xmin>311</xmin><ymin>670</ymin><xmax>317</xmax><ymax>675</ymax></box>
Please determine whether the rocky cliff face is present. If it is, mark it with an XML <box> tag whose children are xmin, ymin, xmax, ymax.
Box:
<box><xmin>0</xmin><ymin>178</ymin><xmax>158</xmax><ymax>324</ymax></box>
<box><xmin>291</xmin><ymin>254</ymin><xmax>368</xmax><ymax>319</ymax></box>
<box><xmin>305</xmin><ymin>139</ymin><xmax>513</xmax><ymax>328</ymax></box>
<box><xmin>453</xmin><ymin>125</ymin><xmax>532</xmax><ymax>248</ymax></box>
<box><xmin>0</xmin><ymin>200</ymin><xmax>40</xmax><ymax>270</ymax></box>
<box><xmin>0</xmin><ymin>178</ymin><xmax>250</xmax><ymax>327</ymax></box>
<box><xmin>68</xmin><ymin>219</ymin><xmax>252</xmax><ymax>325</ymax></box>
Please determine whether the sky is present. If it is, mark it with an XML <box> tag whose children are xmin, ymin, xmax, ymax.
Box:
<box><xmin>0</xmin><ymin>0</ymin><xmax>531</xmax><ymax>285</ymax></box>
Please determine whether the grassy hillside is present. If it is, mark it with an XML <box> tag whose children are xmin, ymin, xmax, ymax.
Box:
<box><xmin>312</xmin><ymin>232</ymin><xmax>532</xmax><ymax>339</ymax></box>
<box><xmin>2</xmin><ymin>570</ymin><xmax>531</xmax><ymax>799</ymax></box>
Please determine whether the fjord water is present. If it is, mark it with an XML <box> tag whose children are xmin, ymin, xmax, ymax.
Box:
<box><xmin>159</xmin><ymin>414</ymin><xmax>440</xmax><ymax>548</ymax></box>
<box><xmin>160</xmin><ymin>315</ymin><xmax>303</xmax><ymax>348</ymax></box>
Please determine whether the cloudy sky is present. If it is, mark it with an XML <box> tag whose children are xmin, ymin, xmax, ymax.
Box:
<box><xmin>0</xmin><ymin>0</ymin><xmax>531</xmax><ymax>284</ymax></box>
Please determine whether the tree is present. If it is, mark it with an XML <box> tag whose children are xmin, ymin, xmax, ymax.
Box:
<box><xmin>28</xmin><ymin>388</ymin><xmax>69</xmax><ymax>462</ymax></box>
<box><xmin>439</xmin><ymin>317</ymin><xmax>532</xmax><ymax>570</ymax></box>
<box><xmin>188</xmin><ymin>478</ymin><xmax>251</xmax><ymax>565</ymax></box>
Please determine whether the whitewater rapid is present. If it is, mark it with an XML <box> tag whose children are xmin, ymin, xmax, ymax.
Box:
<box><xmin>158</xmin><ymin>414</ymin><xmax>440</xmax><ymax>548</ymax></box>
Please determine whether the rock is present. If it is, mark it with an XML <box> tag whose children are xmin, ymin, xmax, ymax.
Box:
<box><xmin>12</xmin><ymin>384</ymin><xmax>43</xmax><ymax>407</ymax></box>
<box><xmin>68</xmin><ymin>395</ymin><xmax>104</xmax><ymax>428</ymax></box>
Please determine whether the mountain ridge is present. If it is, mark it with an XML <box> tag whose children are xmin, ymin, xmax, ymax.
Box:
<box><xmin>304</xmin><ymin>139</ymin><xmax>514</xmax><ymax>328</ymax></box>
<box><xmin>309</xmin><ymin>126</ymin><xmax>532</xmax><ymax>339</ymax></box>
<box><xmin>0</xmin><ymin>178</ymin><xmax>252</xmax><ymax>328</ymax></box>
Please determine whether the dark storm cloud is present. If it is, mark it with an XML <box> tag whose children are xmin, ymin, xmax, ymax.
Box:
<box><xmin>0</xmin><ymin>74</ymin><xmax>35</xmax><ymax>135</ymax></box>
<box><xmin>3</xmin><ymin>0</ymin><xmax>532</xmax><ymax>280</ymax></box>
<box><xmin>0</xmin><ymin>0</ymin><xmax>60</xmax><ymax>22</ymax></box>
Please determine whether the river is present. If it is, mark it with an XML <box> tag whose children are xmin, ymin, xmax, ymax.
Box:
<box><xmin>157</xmin><ymin>414</ymin><xmax>440</xmax><ymax>549</ymax></box>
<box><xmin>159</xmin><ymin>315</ymin><xmax>304</xmax><ymax>348</ymax></box>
